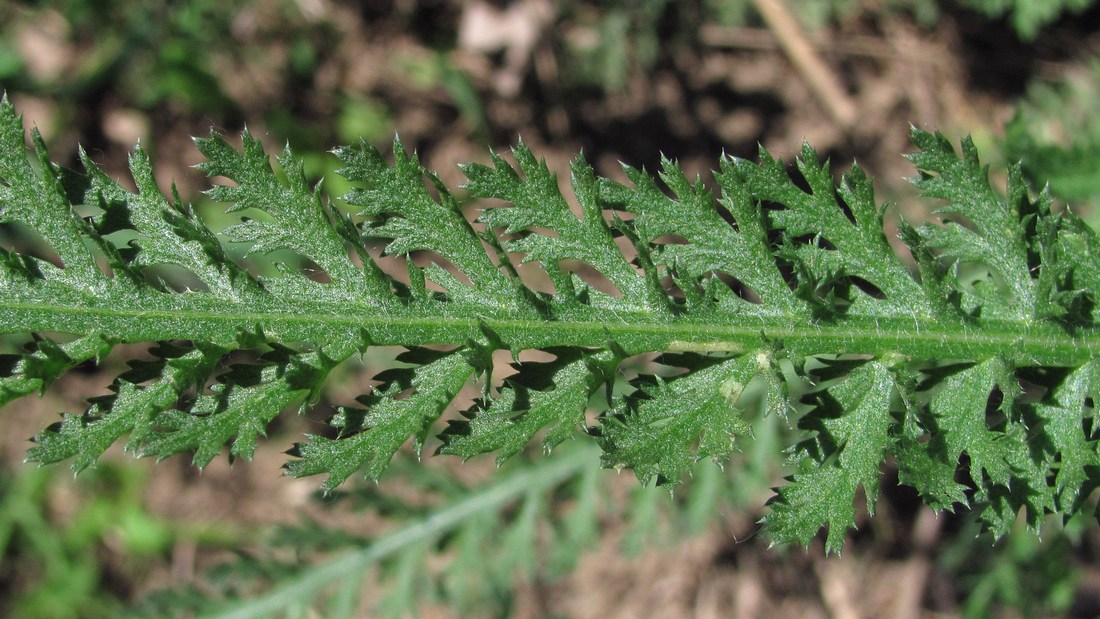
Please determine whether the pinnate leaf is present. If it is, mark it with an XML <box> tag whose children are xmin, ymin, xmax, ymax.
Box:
<box><xmin>2</xmin><ymin>93</ymin><xmax>1100</xmax><ymax>551</ymax></box>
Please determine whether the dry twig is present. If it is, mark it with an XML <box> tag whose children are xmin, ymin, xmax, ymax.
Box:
<box><xmin>750</xmin><ymin>0</ymin><xmax>859</xmax><ymax>130</ymax></box>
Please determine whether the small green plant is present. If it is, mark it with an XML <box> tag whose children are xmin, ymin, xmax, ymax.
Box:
<box><xmin>0</xmin><ymin>462</ymin><xmax>189</xmax><ymax>619</ymax></box>
<box><xmin>1005</xmin><ymin>59</ymin><xmax>1100</xmax><ymax>210</ymax></box>
<box><xmin>955</xmin><ymin>0</ymin><xmax>1095</xmax><ymax>40</ymax></box>
<box><xmin>2</xmin><ymin>93</ymin><xmax>1099</xmax><ymax>554</ymax></box>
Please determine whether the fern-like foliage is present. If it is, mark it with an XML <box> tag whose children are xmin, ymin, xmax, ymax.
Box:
<box><xmin>136</xmin><ymin>443</ymin><xmax>613</xmax><ymax>619</ymax></box>
<box><xmin>1005</xmin><ymin>58</ymin><xmax>1100</xmax><ymax>207</ymax></box>
<box><xmin>2</xmin><ymin>94</ymin><xmax>1099</xmax><ymax>552</ymax></box>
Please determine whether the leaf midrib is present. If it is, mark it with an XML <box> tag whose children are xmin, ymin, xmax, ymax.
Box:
<box><xmin>2</xmin><ymin>298</ymin><xmax>1095</xmax><ymax>365</ymax></box>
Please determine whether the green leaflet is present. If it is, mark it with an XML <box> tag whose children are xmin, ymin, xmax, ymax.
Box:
<box><xmin>909</xmin><ymin>132</ymin><xmax>1037</xmax><ymax>318</ymax></box>
<box><xmin>1032</xmin><ymin>361</ymin><xmax>1100</xmax><ymax>513</ymax></box>
<box><xmin>598</xmin><ymin>352</ymin><xmax>761</xmax><ymax>485</ymax></box>
<box><xmin>0</xmin><ymin>333</ymin><xmax>112</xmax><ymax>408</ymax></box>
<box><xmin>336</xmin><ymin>138</ymin><xmax>527</xmax><ymax>313</ymax></box>
<box><xmin>464</xmin><ymin>146</ymin><xmax>665</xmax><ymax>313</ymax></box>
<box><xmin>439</xmin><ymin>347</ymin><xmax>618</xmax><ymax>464</ymax></box>
<box><xmin>739</xmin><ymin>145</ymin><xmax>930</xmax><ymax>318</ymax></box>
<box><xmin>286</xmin><ymin>348</ymin><xmax>477</xmax><ymax>491</ymax></box>
<box><xmin>143</xmin><ymin>343</ymin><xmax>350</xmax><ymax>469</ymax></box>
<box><xmin>196</xmin><ymin>131</ymin><xmax>389</xmax><ymax>301</ymax></box>
<box><xmin>766</xmin><ymin>360</ymin><xmax>895</xmax><ymax>554</ymax></box>
<box><xmin>85</xmin><ymin>143</ymin><xmax>256</xmax><ymax>299</ymax></box>
<box><xmin>3</xmin><ymin>92</ymin><xmax>1100</xmax><ymax>550</ymax></box>
<box><xmin>27</xmin><ymin>343</ymin><xmax>222</xmax><ymax>473</ymax></box>
<box><xmin>599</xmin><ymin>155</ymin><xmax>803</xmax><ymax>315</ymax></box>
<box><xmin>0</xmin><ymin>99</ymin><xmax>103</xmax><ymax>288</ymax></box>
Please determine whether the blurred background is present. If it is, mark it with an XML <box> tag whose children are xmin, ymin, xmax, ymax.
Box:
<box><xmin>4</xmin><ymin>0</ymin><xmax>1100</xmax><ymax>617</ymax></box>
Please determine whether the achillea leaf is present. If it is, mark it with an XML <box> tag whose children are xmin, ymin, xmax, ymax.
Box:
<box><xmin>0</xmin><ymin>97</ymin><xmax>103</xmax><ymax>284</ymax></box>
<box><xmin>3</xmin><ymin>91</ymin><xmax>1100</xmax><ymax>550</ymax></box>
<box><xmin>600</xmin><ymin>155</ymin><xmax>805</xmax><ymax>316</ymax></box>
<box><xmin>84</xmin><ymin>144</ymin><xmax>256</xmax><ymax>299</ymax></box>
<box><xmin>1032</xmin><ymin>361</ymin><xmax>1100</xmax><ymax>512</ymax></box>
<box><xmin>27</xmin><ymin>343</ymin><xmax>220</xmax><ymax>472</ymax></box>
<box><xmin>926</xmin><ymin>359</ymin><xmax>1016</xmax><ymax>492</ymax></box>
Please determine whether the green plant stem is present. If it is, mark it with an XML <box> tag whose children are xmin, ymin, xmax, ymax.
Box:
<box><xmin>3</xmin><ymin>298</ymin><xmax>1095</xmax><ymax>365</ymax></box>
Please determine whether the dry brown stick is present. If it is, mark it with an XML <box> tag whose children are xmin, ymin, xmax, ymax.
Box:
<box><xmin>749</xmin><ymin>0</ymin><xmax>858</xmax><ymax>130</ymax></box>
<box><xmin>700</xmin><ymin>25</ymin><xmax>894</xmax><ymax>60</ymax></box>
